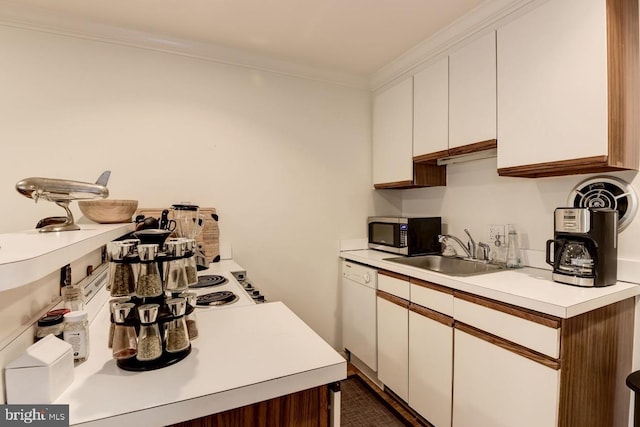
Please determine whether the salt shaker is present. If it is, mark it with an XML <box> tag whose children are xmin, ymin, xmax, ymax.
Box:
<box><xmin>108</xmin><ymin>297</ymin><xmax>131</xmax><ymax>348</ymax></box>
<box><xmin>136</xmin><ymin>244</ymin><xmax>163</xmax><ymax>297</ymax></box>
<box><xmin>136</xmin><ymin>304</ymin><xmax>162</xmax><ymax>361</ymax></box>
<box><xmin>109</xmin><ymin>241</ymin><xmax>137</xmax><ymax>297</ymax></box>
<box><xmin>164</xmin><ymin>239</ymin><xmax>188</xmax><ymax>292</ymax></box>
<box><xmin>164</xmin><ymin>298</ymin><xmax>190</xmax><ymax>353</ymax></box>
<box><xmin>112</xmin><ymin>302</ymin><xmax>137</xmax><ymax>360</ymax></box>
<box><xmin>182</xmin><ymin>238</ymin><xmax>198</xmax><ymax>286</ymax></box>
<box><xmin>179</xmin><ymin>291</ymin><xmax>199</xmax><ymax>340</ymax></box>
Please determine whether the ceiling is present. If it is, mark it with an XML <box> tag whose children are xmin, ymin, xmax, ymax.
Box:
<box><xmin>3</xmin><ymin>0</ymin><xmax>486</xmax><ymax>76</ymax></box>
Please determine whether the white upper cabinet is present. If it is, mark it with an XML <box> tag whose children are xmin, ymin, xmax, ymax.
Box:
<box><xmin>497</xmin><ymin>0</ymin><xmax>638</xmax><ymax>177</ymax></box>
<box><xmin>449</xmin><ymin>31</ymin><xmax>496</xmax><ymax>149</ymax></box>
<box><xmin>413</xmin><ymin>57</ymin><xmax>449</xmax><ymax>159</ymax></box>
<box><xmin>414</xmin><ymin>32</ymin><xmax>497</xmax><ymax>161</ymax></box>
<box><xmin>372</xmin><ymin>77</ymin><xmax>414</xmax><ymax>186</ymax></box>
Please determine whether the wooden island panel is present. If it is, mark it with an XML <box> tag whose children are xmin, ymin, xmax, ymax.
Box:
<box><xmin>170</xmin><ymin>384</ymin><xmax>330</xmax><ymax>427</ymax></box>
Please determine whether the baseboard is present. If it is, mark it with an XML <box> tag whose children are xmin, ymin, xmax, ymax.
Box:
<box><xmin>347</xmin><ymin>362</ymin><xmax>431</xmax><ymax>427</ymax></box>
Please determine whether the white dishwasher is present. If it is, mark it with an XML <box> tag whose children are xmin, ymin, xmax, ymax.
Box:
<box><xmin>342</xmin><ymin>260</ymin><xmax>378</xmax><ymax>371</ymax></box>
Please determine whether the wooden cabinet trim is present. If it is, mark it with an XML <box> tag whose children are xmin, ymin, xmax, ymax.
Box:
<box><xmin>607</xmin><ymin>0</ymin><xmax>639</xmax><ymax>170</ymax></box>
<box><xmin>413</xmin><ymin>150</ymin><xmax>450</xmax><ymax>163</ymax></box>
<box><xmin>410</xmin><ymin>302</ymin><xmax>454</xmax><ymax>327</ymax></box>
<box><xmin>497</xmin><ymin>155</ymin><xmax>625</xmax><ymax>178</ymax></box>
<box><xmin>412</xmin><ymin>140</ymin><xmax>497</xmax><ymax>164</ymax></box>
<box><xmin>374</xmin><ymin>163</ymin><xmax>447</xmax><ymax>189</ymax></box>
<box><xmin>413</xmin><ymin>162</ymin><xmax>447</xmax><ymax>187</ymax></box>
<box><xmin>170</xmin><ymin>384</ymin><xmax>329</xmax><ymax>427</ymax></box>
<box><xmin>558</xmin><ymin>298</ymin><xmax>634</xmax><ymax>427</ymax></box>
<box><xmin>379</xmin><ymin>269</ymin><xmax>411</xmax><ymax>282</ymax></box>
<box><xmin>410</xmin><ymin>278</ymin><xmax>453</xmax><ymax>295</ymax></box>
<box><xmin>448</xmin><ymin>139</ymin><xmax>497</xmax><ymax>157</ymax></box>
<box><xmin>377</xmin><ymin>290</ymin><xmax>410</xmax><ymax>308</ymax></box>
<box><xmin>454</xmin><ymin>291</ymin><xmax>561</xmax><ymax>329</ymax></box>
<box><xmin>374</xmin><ymin>180</ymin><xmax>414</xmax><ymax>189</ymax></box>
<box><xmin>455</xmin><ymin>322</ymin><xmax>560</xmax><ymax>370</ymax></box>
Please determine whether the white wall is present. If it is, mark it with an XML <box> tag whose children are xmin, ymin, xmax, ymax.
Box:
<box><xmin>0</xmin><ymin>25</ymin><xmax>398</xmax><ymax>349</ymax></box>
<box><xmin>403</xmin><ymin>157</ymin><xmax>640</xmax><ymax>276</ymax></box>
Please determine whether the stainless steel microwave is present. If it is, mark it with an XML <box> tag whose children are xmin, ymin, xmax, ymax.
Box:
<box><xmin>368</xmin><ymin>216</ymin><xmax>442</xmax><ymax>256</ymax></box>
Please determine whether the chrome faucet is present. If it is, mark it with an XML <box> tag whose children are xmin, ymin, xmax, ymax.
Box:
<box><xmin>438</xmin><ymin>233</ymin><xmax>473</xmax><ymax>258</ymax></box>
<box><xmin>439</xmin><ymin>229</ymin><xmax>490</xmax><ymax>261</ymax></box>
<box><xmin>477</xmin><ymin>242</ymin><xmax>491</xmax><ymax>261</ymax></box>
<box><xmin>463</xmin><ymin>229</ymin><xmax>476</xmax><ymax>260</ymax></box>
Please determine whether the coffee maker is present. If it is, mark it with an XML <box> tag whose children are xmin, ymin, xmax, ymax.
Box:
<box><xmin>545</xmin><ymin>207</ymin><xmax>617</xmax><ymax>287</ymax></box>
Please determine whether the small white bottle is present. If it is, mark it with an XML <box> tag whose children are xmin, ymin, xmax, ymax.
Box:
<box><xmin>63</xmin><ymin>311</ymin><xmax>90</xmax><ymax>362</ymax></box>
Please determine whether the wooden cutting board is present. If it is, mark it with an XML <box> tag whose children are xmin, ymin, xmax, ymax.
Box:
<box><xmin>135</xmin><ymin>207</ymin><xmax>220</xmax><ymax>263</ymax></box>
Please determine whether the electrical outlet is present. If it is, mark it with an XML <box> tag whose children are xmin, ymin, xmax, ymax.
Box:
<box><xmin>487</xmin><ymin>224</ymin><xmax>505</xmax><ymax>246</ymax></box>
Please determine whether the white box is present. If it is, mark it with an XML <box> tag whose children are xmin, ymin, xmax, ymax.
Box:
<box><xmin>5</xmin><ymin>334</ymin><xmax>74</xmax><ymax>403</ymax></box>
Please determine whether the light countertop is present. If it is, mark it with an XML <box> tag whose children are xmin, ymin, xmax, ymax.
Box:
<box><xmin>341</xmin><ymin>249</ymin><xmax>640</xmax><ymax>318</ymax></box>
<box><xmin>55</xmin><ymin>294</ymin><xmax>346</xmax><ymax>426</ymax></box>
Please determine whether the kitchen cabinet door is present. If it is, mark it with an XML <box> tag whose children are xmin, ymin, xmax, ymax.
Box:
<box><xmin>497</xmin><ymin>0</ymin><xmax>638</xmax><ymax>177</ymax></box>
<box><xmin>372</xmin><ymin>77</ymin><xmax>414</xmax><ymax>187</ymax></box>
<box><xmin>409</xmin><ymin>306</ymin><xmax>453</xmax><ymax>427</ymax></box>
<box><xmin>377</xmin><ymin>292</ymin><xmax>409</xmax><ymax>402</ymax></box>
<box><xmin>452</xmin><ymin>327</ymin><xmax>560</xmax><ymax>427</ymax></box>
<box><xmin>413</xmin><ymin>57</ymin><xmax>449</xmax><ymax>159</ymax></box>
<box><xmin>449</xmin><ymin>31</ymin><xmax>496</xmax><ymax>150</ymax></box>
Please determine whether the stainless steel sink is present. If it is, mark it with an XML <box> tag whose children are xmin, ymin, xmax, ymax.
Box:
<box><xmin>384</xmin><ymin>255</ymin><xmax>506</xmax><ymax>276</ymax></box>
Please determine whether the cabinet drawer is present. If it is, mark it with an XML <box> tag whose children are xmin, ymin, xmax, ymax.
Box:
<box><xmin>378</xmin><ymin>270</ymin><xmax>410</xmax><ymax>300</ymax></box>
<box><xmin>454</xmin><ymin>294</ymin><xmax>561</xmax><ymax>358</ymax></box>
<box><xmin>453</xmin><ymin>328</ymin><xmax>560</xmax><ymax>427</ymax></box>
<box><xmin>410</xmin><ymin>279</ymin><xmax>453</xmax><ymax>316</ymax></box>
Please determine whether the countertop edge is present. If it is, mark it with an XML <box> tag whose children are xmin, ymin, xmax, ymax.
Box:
<box><xmin>341</xmin><ymin>250</ymin><xmax>640</xmax><ymax>318</ymax></box>
<box><xmin>75</xmin><ymin>362</ymin><xmax>346</xmax><ymax>427</ymax></box>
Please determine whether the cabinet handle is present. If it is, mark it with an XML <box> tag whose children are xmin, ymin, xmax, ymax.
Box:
<box><xmin>455</xmin><ymin>322</ymin><xmax>560</xmax><ymax>370</ymax></box>
<box><xmin>376</xmin><ymin>290</ymin><xmax>409</xmax><ymax>308</ymax></box>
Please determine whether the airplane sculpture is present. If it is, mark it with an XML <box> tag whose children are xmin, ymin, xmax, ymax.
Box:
<box><xmin>16</xmin><ymin>171</ymin><xmax>110</xmax><ymax>232</ymax></box>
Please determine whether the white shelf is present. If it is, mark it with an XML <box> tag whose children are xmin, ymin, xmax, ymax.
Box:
<box><xmin>0</xmin><ymin>223</ymin><xmax>134</xmax><ymax>291</ymax></box>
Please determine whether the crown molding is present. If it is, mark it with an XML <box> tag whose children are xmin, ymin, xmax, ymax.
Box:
<box><xmin>0</xmin><ymin>1</ymin><xmax>369</xmax><ymax>90</ymax></box>
<box><xmin>369</xmin><ymin>0</ymin><xmax>547</xmax><ymax>92</ymax></box>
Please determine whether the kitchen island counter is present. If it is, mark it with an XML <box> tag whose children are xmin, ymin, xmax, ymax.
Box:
<box><xmin>341</xmin><ymin>249</ymin><xmax>640</xmax><ymax>318</ymax></box>
<box><xmin>55</xmin><ymin>298</ymin><xmax>346</xmax><ymax>426</ymax></box>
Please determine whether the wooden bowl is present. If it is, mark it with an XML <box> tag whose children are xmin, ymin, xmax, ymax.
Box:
<box><xmin>78</xmin><ymin>200</ymin><xmax>138</xmax><ymax>224</ymax></box>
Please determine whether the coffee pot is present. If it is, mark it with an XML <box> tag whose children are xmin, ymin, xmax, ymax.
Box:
<box><xmin>546</xmin><ymin>207</ymin><xmax>617</xmax><ymax>287</ymax></box>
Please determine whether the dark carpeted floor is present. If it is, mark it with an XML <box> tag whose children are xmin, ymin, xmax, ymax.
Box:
<box><xmin>341</xmin><ymin>375</ymin><xmax>409</xmax><ymax>427</ymax></box>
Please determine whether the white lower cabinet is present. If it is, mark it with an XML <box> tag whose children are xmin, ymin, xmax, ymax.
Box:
<box><xmin>408</xmin><ymin>307</ymin><xmax>453</xmax><ymax>427</ymax></box>
<box><xmin>452</xmin><ymin>328</ymin><xmax>560</xmax><ymax>427</ymax></box>
<box><xmin>377</xmin><ymin>293</ymin><xmax>409</xmax><ymax>402</ymax></box>
<box><xmin>364</xmin><ymin>267</ymin><xmax>632</xmax><ymax>426</ymax></box>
